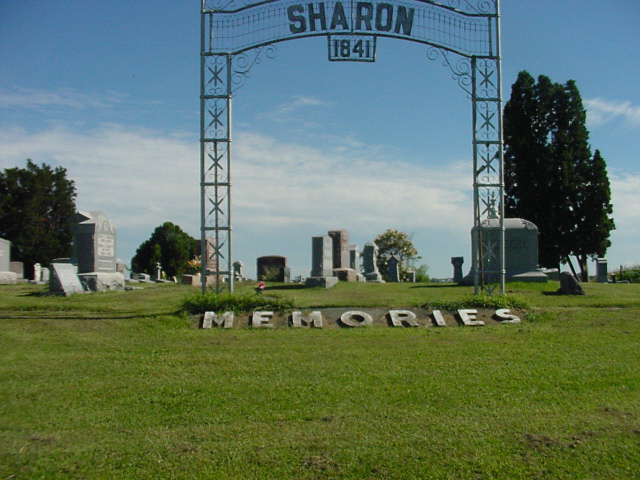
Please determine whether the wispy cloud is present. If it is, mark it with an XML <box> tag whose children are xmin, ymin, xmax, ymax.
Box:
<box><xmin>0</xmin><ymin>87</ymin><xmax>126</xmax><ymax>110</ymax></box>
<box><xmin>258</xmin><ymin>95</ymin><xmax>329</xmax><ymax>125</ymax></box>
<box><xmin>2</xmin><ymin>123</ymin><xmax>638</xmax><ymax>276</ymax></box>
<box><xmin>584</xmin><ymin>97</ymin><xmax>640</xmax><ymax>127</ymax></box>
<box><xmin>0</xmin><ymin>123</ymin><xmax>472</xmax><ymax>266</ymax></box>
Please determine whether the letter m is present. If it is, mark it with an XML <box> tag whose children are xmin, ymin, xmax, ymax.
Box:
<box><xmin>291</xmin><ymin>311</ymin><xmax>323</xmax><ymax>328</ymax></box>
<box><xmin>202</xmin><ymin>311</ymin><xmax>234</xmax><ymax>329</ymax></box>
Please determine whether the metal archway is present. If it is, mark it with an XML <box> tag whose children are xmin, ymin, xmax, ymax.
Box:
<box><xmin>200</xmin><ymin>0</ymin><xmax>505</xmax><ymax>294</ymax></box>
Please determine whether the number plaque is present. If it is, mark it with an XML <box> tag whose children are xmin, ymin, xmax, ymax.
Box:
<box><xmin>328</xmin><ymin>35</ymin><xmax>376</xmax><ymax>62</ymax></box>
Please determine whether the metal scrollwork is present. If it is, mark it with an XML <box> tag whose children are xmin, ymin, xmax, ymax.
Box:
<box><xmin>231</xmin><ymin>45</ymin><xmax>277</xmax><ymax>93</ymax></box>
<box><xmin>427</xmin><ymin>48</ymin><xmax>472</xmax><ymax>97</ymax></box>
<box><xmin>441</xmin><ymin>0</ymin><xmax>496</xmax><ymax>15</ymax></box>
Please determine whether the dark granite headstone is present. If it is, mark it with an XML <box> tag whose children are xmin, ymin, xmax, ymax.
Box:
<box><xmin>388</xmin><ymin>255</ymin><xmax>400</xmax><ymax>282</ymax></box>
<box><xmin>559</xmin><ymin>271</ymin><xmax>586</xmax><ymax>295</ymax></box>
<box><xmin>257</xmin><ymin>255</ymin><xmax>288</xmax><ymax>282</ymax></box>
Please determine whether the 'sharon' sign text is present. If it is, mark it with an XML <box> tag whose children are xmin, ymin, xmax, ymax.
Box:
<box><xmin>287</xmin><ymin>2</ymin><xmax>415</xmax><ymax>36</ymax></box>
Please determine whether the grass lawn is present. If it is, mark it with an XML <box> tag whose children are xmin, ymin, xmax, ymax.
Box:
<box><xmin>0</xmin><ymin>281</ymin><xmax>639</xmax><ymax>479</ymax></box>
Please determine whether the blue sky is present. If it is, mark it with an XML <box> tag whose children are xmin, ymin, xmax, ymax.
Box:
<box><xmin>1</xmin><ymin>0</ymin><xmax>639</xmax><ymax>279</ymax></box>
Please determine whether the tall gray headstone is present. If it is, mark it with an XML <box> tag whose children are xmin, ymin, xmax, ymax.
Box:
<box><xmin>0</xmin><ymin>238</ymin><xmax>10</xmax><ymax>272</ymax></box>
<box><xmin>69</xmin><ymin>211</ymin><xmax>117</xmax><ymax>274</ymax></box>
<box><xmin>69</xmin><ymin>211</ymin><xmax>124</xmax><ymax>291</ymax></box>
<box><xmin>310</xmin><ymin>236</ymin><xmax>333</xmax><ymax>277</ymax></box>
<box><xmin>362</xmin><ymin>242</ymin><xmax>383</xmax><ymax>282</ymax></box>
<box><xmin>349</xmin><ymin>244</ymin><xmax>360</xmax><ymax>272</ymax></box>
<box><xmin>0</xmin><ymin>238</ymin><xmax>17</xmax><ymax>284</ymax></box>
<box><xmin>328</xmin><ymin>229</ymin><xmax>350</xmax><ymax>270</ymax></box>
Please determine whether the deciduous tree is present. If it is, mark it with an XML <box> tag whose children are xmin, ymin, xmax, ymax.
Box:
<box><xmin>373</xmin><ymin>229</ymin><xmax>421</xmax><ymax>281</ymax></box>
<box><xmin>0</xmin><ymin>160</ymin><xmax>77</xmax><ymax>277</ymax></box>
<box><xmin>131</xmin><ymin>222</ymin><xmax>198</xmax><ymax>278</ymax></box>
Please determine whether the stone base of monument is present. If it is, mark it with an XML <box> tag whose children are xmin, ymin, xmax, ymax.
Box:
<box><xmin>78</xmin><ymin>272</ymin><xmax>125</xmax><ymax>292</ymax></box>
<box><xmin>510</xmin><ymin>270</ymin><xmax>548</xmax><ymax>283</ymax></box>
<box><xmin>0</xmin><ymin>271</ymin><xmax>17</xmax><ymax>285</ymax></box>
<box><xmin>364</xmin><ymin>272</ymin><xmax>384</xmax><ymax>283</ymax></box>
<box><xmin>333</xmin><ymin>268</ymin><xmax>357</xmax><ymax>282</ymax></box>
<box><xmin>305</xmin><ymin>276</ymin><xmax>339</xmax><ymax>289</ymax></box>
<box><xmin>542</xmin><ymin>268</ymin><xmax>560</xmax><ymax>281</ymax></box>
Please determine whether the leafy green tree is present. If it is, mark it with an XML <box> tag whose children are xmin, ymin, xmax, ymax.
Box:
<box><xmin>503</xmin><ymin>71</ymin><xmax>615</xmax><ymax>278</ymax></box>
<box><xmin>0</xmin><ymin>160</ymin><xmax>77</xmax><ymax>277</ymax></box>
<box><xmin>373</xmin><ymin>229</ymin><xmax>421</xmax><ymax>281</ymax></box>
<box><xmin>131</xmin><ymin>222</ymin><xmax>198</xmax><ymax>278</ymax></box>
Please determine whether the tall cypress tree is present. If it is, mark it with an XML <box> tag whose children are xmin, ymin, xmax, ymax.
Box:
<box><xmin>503</xmin><ymin>72</ymin><xmax>615</xmax><ymax>276</ymax></box>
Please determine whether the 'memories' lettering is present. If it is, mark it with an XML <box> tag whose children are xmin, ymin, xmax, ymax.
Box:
<box><xmin>287</xmin><ymin>2</ymin><xmax>414</xmax><ymax>36</ymax></box>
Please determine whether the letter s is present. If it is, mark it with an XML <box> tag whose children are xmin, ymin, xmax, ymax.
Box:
<box><xmin>288</xmin><ymin>5</ymin><xmax>306</xmax><ymax>34</ymax></box>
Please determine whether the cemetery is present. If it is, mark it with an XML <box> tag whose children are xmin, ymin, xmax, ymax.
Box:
<box><xmin>0</xmin><ymin>1</ymin><xmax>635</xmax><ymax>478</ymax></box>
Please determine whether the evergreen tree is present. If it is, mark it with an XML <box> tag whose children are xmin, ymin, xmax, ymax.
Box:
<box><xmin>503</xmin><ymin>71</ymin><xmax>615</xmax><ymax>277</ymax></box>
<box><xmin>0</xmin><ymin>160</ymin><xmax>77</xmax><ymax>277</ymax></box>
<box><xmin>573</xmin><ymin>149</ymin><xmax>615</xmax><ymax>279</ymax></box>
<box><xmin>131</xmin><ymin>222</ymin><xmax>198</xmax><ymax>278</ymax></box>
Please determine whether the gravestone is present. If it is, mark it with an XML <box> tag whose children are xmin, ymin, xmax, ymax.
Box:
<box><xmin>451</xmin><ymin>257</ymin><xmax>464</xmax><ymax>284</ymax></box>
<box><xmin>205</xmin><ymin>237</ymin><xmax>218</xmax><ymax>272</ymax></box>
<box><xmin>10</xmin><ymin>262</ymin><xmax>24</xmax><ymax>279</ymax></box>
<box><xmin>306</xmin><ymin>235</ymin><xmax>338</xmax><ymax>288</ymax></box>
<box><xmin>310</xmin><ymin>236</ymin><xmax>333</xmax><ymax>277</ymax></box>
<box><xmin>49</xmin><ymin>262</ymin><xmax>85</xmax><ymax>295</ymax></box>
<box><xmin>388</xmin><ymin>255</ymin><xmax>400</xmax><ymax>282</ymax></box>
<box><xmin>333</xmin><ymin>268</ymin><xmax>358</xmax><ymax>282</ymax></box>
<box><xmin>464</xmin><ymin>218</ymin><xmax>548</xmax><ymax>284</ymax></box>
<box><xmin>328</xmin><ymin>229</ymin><xmax>350</xmax><ymax>270</ymax></box>
<box><xmin>68</xmin><ymin>211</ymin><xmax>124</xmax><ymax>291</ymax></box>
<box><xmin>69</xmin><ymin>211</ymin><xmax>117</xmax><ymax>273</ymax></box>
<box><xmin>559</xmin><ymin>271</ymin><xmax>586</xmax><ymax>295</ymax></box>
<box><xmin>33</xmin><ymin>263</ymin><xmax>44</xmax><ymax>284</ymax></box>
<box><xmin>0</xmin><ymin>238</ymin><xmax>10</xmax><ymax>272</ymax></box>
<box><xmin>233</xmin><ymin>260</ymin><xmax>245</xmax><ymax>281</ymax></box>
<box><xmin>596</xmin><ymin>258</ymin><xmax>608</xmax><ymax>283</ymax></box>
<box><xmin>257</xmin><ymin>255</ymin><xmax>289</xmax><ymax>282</ymax></box>
<box><xmin>362</xmin><ymin>242</ymin><xmax>384</xmax><ymax>282</ymax></box>
<box><xmin>0</xmin><ymin>238</ymin><xmax>17</xmax><ymax>285</ymax></box>
<box><xmin>349</xmin><ymin>244</ymin><xmax>360</xmax><ymax>271</ymax></box>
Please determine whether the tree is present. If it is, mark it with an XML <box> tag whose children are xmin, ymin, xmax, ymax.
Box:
<box><xmin>373</xmin><ymin>229</ymin><xmax>421</xmax><ymax>281</ymax></box>
<box><xmin>131</xmin><ymin>222</ymin><xmax>198</xmax><ymax>278</ymax></box>
<box><xmin>0</xmin><ymin>160</ymin><xmax>77</xmax><ymax>277</ymax></box>
<box><xmin>503</xmin><ymin>71</ymin><xmax>615</xmax><ymax>278</ymax></box>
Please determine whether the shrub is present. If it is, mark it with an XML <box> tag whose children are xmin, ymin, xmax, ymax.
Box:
<box><xmin>180</xmin><ymin>292</ymin><xmax>295</xmax><ymax>314</ymax></box>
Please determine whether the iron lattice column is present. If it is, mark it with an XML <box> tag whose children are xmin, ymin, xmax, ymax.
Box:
<box><xmin>471</xmin><ymin>27</ymin><xmax>505</xmax><ymax>294</ymax></box>
<box><xmin>200</xmin><ymin>9</ymin><xmax>233</xmax><ymax>293</ymax></box>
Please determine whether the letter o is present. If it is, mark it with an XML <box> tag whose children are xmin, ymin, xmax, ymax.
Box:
<box><xmin>340</xmin><ymin>310</ymin><xmax>373</xmax><ymax>327</ymax></box>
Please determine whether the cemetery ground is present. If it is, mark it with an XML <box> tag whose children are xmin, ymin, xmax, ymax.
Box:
<box><xmin>1</xmin><ymin>281</ymin><xmax>639</xmax><ymax>479</ymax></box>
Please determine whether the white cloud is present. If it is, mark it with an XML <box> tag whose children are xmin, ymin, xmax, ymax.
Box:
<box><xmin>258</xmin><ymin>95</ymin><xmax>330</xmax><ymax>125</ymax></box>
<box><xmin>0</xmin><ymin>87</ymin><xmax>126</xmax><ymax>110</ymax></box>
<box><xmin>0</xmin><ymin>123</ymin><xmax>475</xmax><ymax>276</ymax></box>
<box><xmin>585</xmin><ymin>97</ymin><xmax>640</xmax><ymax>127</ymax></box>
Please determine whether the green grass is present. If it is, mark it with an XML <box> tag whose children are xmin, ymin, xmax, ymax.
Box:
<box><xmin>1</xmin><ymin>281</ymin><xmax>639</xmax><ymax>479</ymax></box>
